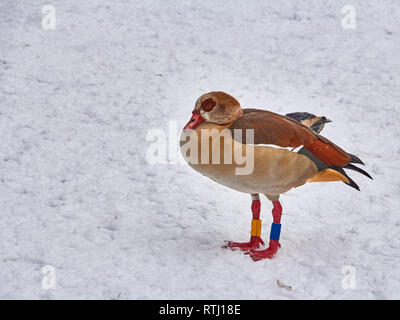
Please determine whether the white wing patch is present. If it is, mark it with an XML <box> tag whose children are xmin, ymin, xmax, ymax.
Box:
<box><xmin>254</xmin><ymin>144</ymin><xmax>304</xmax><ymax>153</ymax></box>
<box><xmin>291</xmin><ymin>145</ymin><xmax>304</xmax><ymax>153</ymax></box>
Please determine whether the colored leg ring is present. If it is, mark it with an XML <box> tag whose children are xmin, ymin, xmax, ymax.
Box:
<box><xmin>269</xmin><ymin>223</ymin><xmax>281</xmax><ymax>241</ymax></box>
<box><xmin>251</xmin><ymin>219</ymin><xmax>262</xmax><ymax>237</ymax></box>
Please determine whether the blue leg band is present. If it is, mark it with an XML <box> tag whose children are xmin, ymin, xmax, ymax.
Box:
<box><xmin>269</xmin><ymin>223</ymin><xmax>281</xmax><ymax>241</ymax></box>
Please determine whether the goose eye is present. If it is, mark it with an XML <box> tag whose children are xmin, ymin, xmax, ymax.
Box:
<box><xmin>201</xmin><ymin>98</ymin><xmax>216</xmax><ymax>112</ymax></box>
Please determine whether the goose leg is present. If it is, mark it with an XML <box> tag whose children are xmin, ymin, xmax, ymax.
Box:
<box><xmin>224</xmin><ymin>194</ymin><xmax>264</xmax><ymax>251</ymax></box>
<box><xmin>249</xmin><ymin>200</ymin><xmax>282</xmax><ymax>260</ymax></box>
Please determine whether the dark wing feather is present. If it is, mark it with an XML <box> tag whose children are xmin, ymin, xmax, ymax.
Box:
<box><xmin>285</xmin><ymin>112</ymin><xmax>331</xmax><ymax>134</ymax></box>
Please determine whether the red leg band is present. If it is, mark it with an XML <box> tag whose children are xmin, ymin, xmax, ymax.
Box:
<box><xmin>272</xmin><ymin>201</ymin><xmax>282</xmax><ymax>224</ymax></box>
<box><xmin>251</xmin><ymin>199</ymin><xmax>261</xmax><ymax>220</ymax></box>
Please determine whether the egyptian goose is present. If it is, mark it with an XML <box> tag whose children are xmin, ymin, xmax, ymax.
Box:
<box><xmin>180</xmin><ymin>92</ymin><xmax>372</xmax><ymax>261</ymax></box>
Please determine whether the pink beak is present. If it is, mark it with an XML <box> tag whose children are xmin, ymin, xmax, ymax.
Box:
<box><xmin>184</xmin><ymin>111</ymin><xmax>204</xmax><ymax>129</ymax></box>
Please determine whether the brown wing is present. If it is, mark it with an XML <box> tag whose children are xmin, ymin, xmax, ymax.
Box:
<box><xmin>229</xmin><ymin>109</ymin><xmax>351</xmax><ymax>166</ymax></box>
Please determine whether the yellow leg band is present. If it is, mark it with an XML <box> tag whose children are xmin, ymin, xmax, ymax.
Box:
<box><xmin>251</xmin><ymin>219</ymin><xmax>262</xmax><ymax>237</ymax></box>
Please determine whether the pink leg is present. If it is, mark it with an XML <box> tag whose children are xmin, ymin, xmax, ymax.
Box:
<box><xmin>248</xmin><ymin>201</ymin><xmax>282</xmax><ymax>260</ymax></box>
<box><xmin>224</xmin><ymin>195</ymin><xmax>264</xmax><ymax>251</ymax></box>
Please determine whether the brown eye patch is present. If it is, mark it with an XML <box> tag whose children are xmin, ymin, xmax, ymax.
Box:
<box><xmin>201</xmin><ymin>98</ymin><xmax>216</xmax><ymax>112</ymax></box>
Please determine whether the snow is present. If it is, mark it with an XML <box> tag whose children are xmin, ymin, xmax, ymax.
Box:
<box><xmin>1</xmin><ymin>0</ymin><xmax>400</xmax><ymax>299</ymax></box>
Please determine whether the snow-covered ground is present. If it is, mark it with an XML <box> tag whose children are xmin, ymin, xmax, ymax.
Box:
<box><xmin>1</xmin><ymin>0</ymin><xmax>399</xmax><ymax>299</ymax></box>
